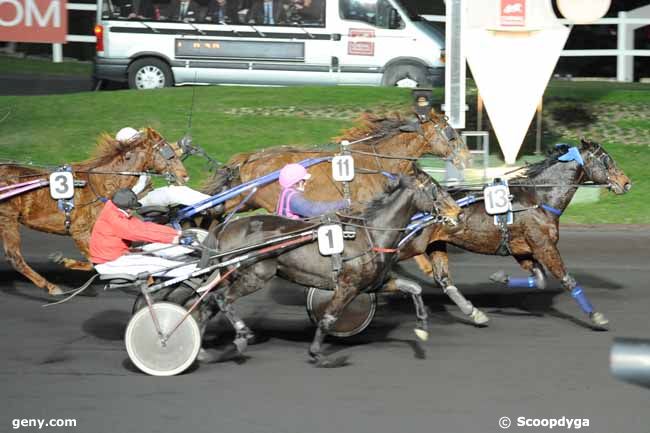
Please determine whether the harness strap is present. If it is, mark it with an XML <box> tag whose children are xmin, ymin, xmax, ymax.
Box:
<box><xmin>372</xmin><ymin>246</ymin><xmax>399</xmax><ymax>254</ymax></box>
<box><xmin>540</xmin><ymin>203</ymin><xmax>563</xmax><ymax>216</ymax></box>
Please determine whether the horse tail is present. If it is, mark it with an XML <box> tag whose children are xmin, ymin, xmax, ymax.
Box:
<box><xmin>201</xmin><ymin>152</ymin><xmax>250</xmax><ymax>195</ymax></box>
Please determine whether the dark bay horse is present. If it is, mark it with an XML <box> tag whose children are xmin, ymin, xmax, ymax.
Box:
<box><xmin>412</xmin><ymin>139</ymin><xmax>631</xmax><ymax>329</ymax></box>
<box><xmin>202</xmin><ymin>110</ymin><xmax>470</xmax><ymax>211</ymax></box>
<box><xmin>200</xmin><ymin>110</ymin><xmax>487</xmax><ymax>325</ymax></box>
<box><xmin>0</xmin><ymin>128</ymin><xmax>188</xmax><ymax>295</ymax></box>
<box><xmin>202</xmin><ymin>175</ymin><xmax>462</xmax><ymax>366</ymax></box>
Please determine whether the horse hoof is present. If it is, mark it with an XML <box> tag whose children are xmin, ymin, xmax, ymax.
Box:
<box><xmin>489</xmin><ymin>270</ymin><xmax>508</xmax><ymax>284</ymax></box>
<box><xmin>197</xmin><ymin>348</ymin><xmax>220</xmax><ymax>363</ymax></box>
<box><xmin>48</xmin><ymin>252</ymin><xmax>64</xmax><ymax>264</ymax></box>
<box><xmin>470</xmin><ymin>308</ymin><xmax>489</xmax><ymax>326</ymax></box>
<box><xmin>48</xmin><ymin>286</ymin><xmax>64</xmax><ymax>296</ymax></box>
<box><xmin>313</xmin><ymin>355</ymin><xmax>349</xmax><ymax>368</ymax></box>
<box><xmin>590</xmin><ymin>312</ymin><xmax>609</xmax><ymax>330</ymax></box>
<box><xmin>414</xmin><ymin>328</ymin><xmax>429</xmax><ymax>341</ymax></box>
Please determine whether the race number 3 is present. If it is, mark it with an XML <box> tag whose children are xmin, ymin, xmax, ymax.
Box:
<box><xmin>332</xmin><ymin>155</ymin><xmax>355</xmax><ymax>182</ymax></box>
<box><xmin>49</xmin><ymin>171</ymin><xmax>74</xmax><ymax>200</ymax></box>
<box><xmin>483</xmin><ymin>184</ymin><xmax>510</xmax><ymax>215</ymax></box>
<box><xmin>317</xmin><ymin>225</ymin><xmax>344</xmax><ymax>255</ymax></box>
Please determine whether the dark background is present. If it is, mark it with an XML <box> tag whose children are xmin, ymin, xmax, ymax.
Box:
<box><xmin>2</xmin><ymin>0</ymin><xmax>649</xmax><ymax>80</ymax></box>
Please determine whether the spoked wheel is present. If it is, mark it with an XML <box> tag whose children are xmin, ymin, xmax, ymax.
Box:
<box><xmin>305</xmin><ymin>287</ymin><xmax>377</xmax><ymax>338</ymax></box>
<box><xmin>132</xmin><ymin>283</ymin><xmax>202</xmax><ymax>319</ymax></box>
<box><xmin>125</xmin><ymin>302</ymin><xmax>201</xmax><ymax>376</ymax></box>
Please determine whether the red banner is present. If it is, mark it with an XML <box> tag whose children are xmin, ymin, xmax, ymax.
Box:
<box><xmin>500</xmin><ymin>0</ymin><xmax>526</xmax><ymax>27</ymax></box>
<box><xmin>0</xmin><ymin>0</ymin><xmax>68</xmax><ymax>43</ymax></box>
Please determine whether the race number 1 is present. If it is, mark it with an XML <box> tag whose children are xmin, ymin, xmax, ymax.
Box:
<box><xmin>49</xmin><ymin>171</ymin><xmax>75</xmax><ymax>200</ymax></box>
<box><xmin>332</xmin><ymin>155</ymin><xmax>355</xmax><ymax>182</ymax></box>
<box><xmin>483</xmin><ymin>184</ymin><xmax>510</xmax><ymax>215</ymax></box>
<box><xmin>317</xmin><ymin>225</ymin><xmax>344</xmax><ymax>255</ymax></box>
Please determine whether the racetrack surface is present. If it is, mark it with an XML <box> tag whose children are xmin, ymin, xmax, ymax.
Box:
<box><xmin>0</xmin><ymin>227</ymin><xmax>648</xmax><ymax>433</ymax></box>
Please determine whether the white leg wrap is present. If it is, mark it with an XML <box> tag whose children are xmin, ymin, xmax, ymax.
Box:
<box><xmin>443</xmin><ymin>285</ymin><xmax>474</xmax><ymax>316</ymax></box>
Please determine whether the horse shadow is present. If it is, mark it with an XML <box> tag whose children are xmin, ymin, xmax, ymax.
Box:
<box><xmin>0</xmin><ymin>267</ymin><xmax>99</xmax><ymax>303</ymax></box>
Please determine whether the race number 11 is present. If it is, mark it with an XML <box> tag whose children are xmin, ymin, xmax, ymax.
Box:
<box><xmin>49</xmin><ymin>171</ymin><xmax>75</xmax><ymax>200</ymax></box>
<box><xmin>317</xmin><ymin>225</ymin><xmax>344</xmax><ymax>255</ymax></box>
<box><xmin>332</xmin><ymin>155</ymin><xmax>355</xmax><ymax>182</ymax></box>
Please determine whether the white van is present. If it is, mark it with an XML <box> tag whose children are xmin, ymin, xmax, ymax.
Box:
<box><xmin>94</xmin><ymin>0</ymin><xmax>445</xmax><ymax>89</ymax></box>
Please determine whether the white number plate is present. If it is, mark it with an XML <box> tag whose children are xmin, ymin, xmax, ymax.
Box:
<box><xmin>483</xmin><ymin>184</ymin><xmax>510</xmax><ymax>215</ymax></box>
<box><xmin>317</xmin><ymin>225</ymin><xmax>344</xmax><ymax>256</ymax></box>
<box><xmin>49</xmin><ymin>171</ymin><xmax>74</xmax><ymax>200</ymax></box>
<box><xmin>332</xmin><ymin>155</ymin><xmax>355</xmax><ymax>182</ymax></box>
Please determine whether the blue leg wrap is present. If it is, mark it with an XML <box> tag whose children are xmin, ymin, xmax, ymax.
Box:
<box><xmin>571</xmin><ymin>286</ymin><xmax>594</xmax><ymax>314</ymax></box>
<box><xmin>508</xmin><ymin>276</ymin><xmax>537</xmax><ymax>289</ymax></box>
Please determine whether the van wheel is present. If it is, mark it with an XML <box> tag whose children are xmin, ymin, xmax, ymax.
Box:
<box><xmin>382</xmin><ymin>64</ymin><xmax>428</xmax><ymax>88</ymax></box>
<box><xmin>128</xmin><ymin>58</ymin><xmax>173</xmax><ymax>90</ymax></box>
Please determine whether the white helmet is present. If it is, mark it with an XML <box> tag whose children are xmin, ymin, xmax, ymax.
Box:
<box><xmin>115</xmin><ymin>127</ymin><xmax>140</xmax><ymax>143</ymax></box>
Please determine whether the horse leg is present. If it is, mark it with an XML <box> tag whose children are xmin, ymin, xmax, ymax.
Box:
<box><xmin>0</xmin><ymin>218</ymin><xmax>63</xmax><ymax>295</ymax></box>
<box><xmin>490</xmin><ymin>256</ymin><xmax>547</xmax><ymax>290</ymax></box>
<box><xmin>309</xmin><ymin>285</ymin><xmax>357</xmax><ymax>368</ymax></box>
<box><xmin>385</xmin><ymin>278</ymin><xmax>429</xmax><ymax>341</ymax></box>
<box><xmin>426</xmin><ymin>243</ymin><xmax>489</xmax><ymax>326</ymax></box>
<box><xmin>527</xmin><ymin>236</ymin><xmax>608</xmax><ymax>329</ymax></box>
<box><xmin>52</xmin><ymin>234</ymin><xmax>94</xmax><ymax>271</ymax></box>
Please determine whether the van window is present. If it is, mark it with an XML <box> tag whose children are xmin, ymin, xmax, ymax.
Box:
<box><xmin>340</xmin><ymin>0</ymin><xmax>404</xmax><ymax>29</ymax></box>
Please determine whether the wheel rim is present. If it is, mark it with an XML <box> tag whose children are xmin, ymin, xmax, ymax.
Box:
<box><xmin>395</xmin><ymin>77</ymin><xmax>419</xmax><ymax>88</ymax></box>
<box><xmin>125</xmin><ymin>302</ymin><xmax>201</xmax><ymax>376</ymax></box>
<box><xmin>306</xmin><ymin>288</ymin><xmax>377</xmax><ymax>338</ymax></box>
<box><xmin>135</xmin><ymin>65</ymin><xmax>166</xmax><ymax>89</ymax></box>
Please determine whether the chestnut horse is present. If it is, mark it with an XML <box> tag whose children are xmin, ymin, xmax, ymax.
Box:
<box><xmin>0</xmin><ymin>128</ymin><xmax>188</xmax><ymax>295</ymax></box>
<box><xmin>203</xmin><ymin>110</ymin><xmax>470</xmax><ymax>210</ymax></box>
<box><xmin>412</xmin><ymin>139</ymin><xmax>631</xmax><ymax>329</ymax></box>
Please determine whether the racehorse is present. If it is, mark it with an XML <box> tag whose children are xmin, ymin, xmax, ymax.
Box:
<box><xmin>201</xmin><ymin>174</ymin><xmax>462</xmax><ymax>366</ymax></box>
<box><xmin>203</xmin><ymin>110</ymin><xmax>470</xmax><ymax>210</ymax></box>
<box><xmin>0</xmin><ymin>128</ymin><xmax>189</xmax><ymax>295</ymax></box>
<box><xmin>411</xmin><ymin>139</ymin><xmax>631</xmax><ymax>329</ymax></box>
<box><xmin>200</xmin><ymin>110</ymin><xmax>489</xmax><ymax>325</ymax></box>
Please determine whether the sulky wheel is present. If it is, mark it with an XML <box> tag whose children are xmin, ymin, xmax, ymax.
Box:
<box><xmin>125</xmin><ymin>302</ymin><xmax>201</xmax><ymax>376</ymax></box>
<box><xmin>305</xmin><ymin>287</ymin><xmax>377</xmax><ymax>338</ymax></box>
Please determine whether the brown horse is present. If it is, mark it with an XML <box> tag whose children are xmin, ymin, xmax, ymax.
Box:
<box><xmin>203</xmin><ymin>110</ymin><xmax>470</xmax><ymax>213</ymax></box>
<box><xmin>0</xmin><ymin>128</ymin><xmax>188</xmax><ymax>295</ymax></box>
<box><xmin>412</xmin><ymin>139</ymin><xmax>631</xmax><ymax>329</ymax></box>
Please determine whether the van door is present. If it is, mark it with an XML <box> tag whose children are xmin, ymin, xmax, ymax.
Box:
<box><xmin>334</xmin><ymin>0</ymin><xmax>417</xmax><ymax>86</ymax></box>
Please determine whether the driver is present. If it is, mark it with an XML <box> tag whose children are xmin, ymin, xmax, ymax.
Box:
<box><xmin>90</xmin><ymin>188</ymin><xmax>198</xmax><ymax>278</ymax></box>
<box><xmin>276</xmin><ymin>163</ymin><xmax>349</xmax><ymax>219</ymax></box>
<box><xmin>115</xmin><ymin>127</ymin><xmax>211</xmax><ymax>207</ymax></box>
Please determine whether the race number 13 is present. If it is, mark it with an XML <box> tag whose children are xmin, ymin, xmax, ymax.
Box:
<box><xmin>49</xmin><ymin>171</ymin><xmax>75</xmax><ymax>200</ymax></box>
<box><xmin>483</xmin><ymin>184</ymin><xmax>510</xmax><ymax>215</ymax></box>
<box><xmin>317</xmin><ymin>225</ymin><xmax>344</xmax><ymax>255</ymax></box>
<box><xmin>332</xmin><ymin>155</ymin><xmax>355</xmax><ymax>182</ymax></box>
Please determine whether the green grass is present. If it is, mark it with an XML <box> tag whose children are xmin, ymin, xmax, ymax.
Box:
<box><xmin>0</xmin><ymin>56</ymin><xmax>92</xmax><ymax>77</ymax></box>
<box><xmin>545</xmin><ymin>80</ymin><xmax>650</xmax><ymax>103</ymax></box>
<box><xmin>0</xmin><ymin>85</ymin><xmax>648</xmax><ymax>224</ymax></box>
<box><xmin>615</xmin><ymin>119</ymin><xmax>650</xmax><ymax>131</ymax></box>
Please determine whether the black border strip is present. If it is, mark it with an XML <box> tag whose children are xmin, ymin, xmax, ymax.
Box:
<box><xmin>109</xmin><ymin>26</ymin><xmax>332</xmax><ymax>40</ymax></box>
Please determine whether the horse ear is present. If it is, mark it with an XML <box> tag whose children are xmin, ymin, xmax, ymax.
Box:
<box><xmin>580</xmin><ymin>137</ymin><xmax>591</xmax><ymax>148</ymax></box>
<box><xmin>124</xmin><ymin>151</ymin><xmax>133</xmax><ymax>160</ymax></box>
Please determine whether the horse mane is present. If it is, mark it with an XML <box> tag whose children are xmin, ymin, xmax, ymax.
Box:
<box><xmin>336</xmin><ymin>112</ymin><xmax>411</xmax><ymax>144</ymax></box>
<box><xmin>363</xmin><ymin>175</ymin><xmax>410</xmax><ymax>220</ymax></box>
<box><xmin>510</xmin><ymin>146</ymin><xmax>569</xmax><ymax>184</ymax></box>
<box><xmin>75</xmin><ymin>128</ymin><xmax>157</xmax><ymax>170</ymax></box>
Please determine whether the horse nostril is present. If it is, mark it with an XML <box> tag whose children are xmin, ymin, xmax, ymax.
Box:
<box><xmin>624</xmin><ymin>183</ymin><xmax>631</xmax><ymax>192</ymax></box>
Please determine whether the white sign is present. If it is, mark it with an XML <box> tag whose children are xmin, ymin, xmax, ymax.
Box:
<box><xmin>317</xmin><ymin>225</ymin><xmax>344</xmax><ymax>256</ymax></box>
<box><xmin>483</xmin><ymin>184</ymin><xmax>510</xmax><ymax>215</ymax></box>
<box><xmin>49</xmin><ymin>171</ymin><xmax>74</xmax><ymax>200</ymax></box>
<box><xmin>464</xmin><ymin>0</ymin><xmax>570</xmax><ymax>164</ymax></box>
<box><xmin>332</xmin><ymin>155</ymin><xmax>355</xmax><ymax>182</ymax></box>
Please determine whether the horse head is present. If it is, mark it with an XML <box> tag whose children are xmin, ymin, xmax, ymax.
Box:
<box><xmin>413</xmin><ymin>167</ymin><xmax>463</xmax><ymax>227</ymax></box>
<box><xmin>140</xmin><ymin>128</ymin><xmax>190</xmax><ymax>184</ymax></box>
<box><xmin>577</xmin><ymin>139</ymin><xmax>631</xmax><ymax>195</ymax></box>
<box><xmin>418</xmin><ymin>110</ymin><xmax>471</xmax><ymax>170</ymax></box>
